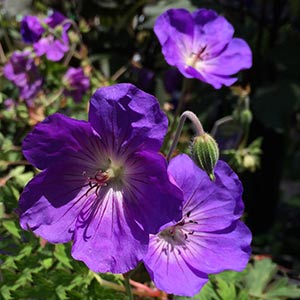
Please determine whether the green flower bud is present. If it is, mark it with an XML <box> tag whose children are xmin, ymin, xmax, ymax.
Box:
<box><xmin>240</xmin><ymin>109</ymin><xmax>252</xmax><ymax>126</ymax></box>
<box><xmin>192</xmin><ymin>133</ymin><xmax>219</xmax><ymax>181</ymax></box>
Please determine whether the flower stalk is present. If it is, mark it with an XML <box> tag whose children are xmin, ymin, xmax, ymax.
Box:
<box><xmin>123</xmin><ymin>273</ymin><xmax>134</xmax><ymax>300</ymax></box>
<box><xmin>167</xmin><ymin>110</ymin><xmax>204</xmax><ymax>161</ymax></box>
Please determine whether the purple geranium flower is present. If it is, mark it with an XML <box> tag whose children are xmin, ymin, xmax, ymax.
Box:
<box><xmin>33</xmin><ymin>11</ymin><xmax>71</xmax><ymax>61</ymax></box>
<box><xmin>63</xmin><ymin>67</ymin><xmax>90</xmax><ymax>102</ymax></box>
<box><xmin>3</xmin><ymin>51</ymin><xmax>43</xmax><ymax>103</ymax></box>
<box><xmin>21</xmin><ymin>15</ymin><xmax>45</xmax><ymax>43</ymax></box>
<box><xmin>154</xmin><ymin>8</ymin><xmax>252</xmax><ymax>89</ymax></box>
<box><xmin>19</xmin><ymin>83</ymin><xmax>183</xmax><ymax>273</ymax></box>
<box><xmin>143</xmin><ymin>154</ymin><xmax>251</xmax><ymax>296</ymax></box>
<box><xmin>4</xmin><ymin>98</ymin><xmax>16</xmax><ymax>110</ymax></box>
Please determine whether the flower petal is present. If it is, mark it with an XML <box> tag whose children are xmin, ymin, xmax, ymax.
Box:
<box><xmin>144</xmin><ymin>235</ymin><xmax>208</xmax><ymax>296</ymax></box>
<box><xmin>192</xmin><ymin>12</ymin><xmax>234</xmax><ymax>58</ymax></box>
<box><xmin>203</xmin><ymin>38</ymin><xmax>252</xmax><ymax>75</ymax></box>
<box><xmin>185</xmin><ymin>66</ymin><xmax>238</xmax><ymax>89</ymax></box>
<box><xmin>19</xmin><ymin>162</ymin><xmax>94</xmax><ymax>243</ymax></box>
<box><xmin>154</xmin><ymin>9</ymin><xmax>194</xmax><ymax>67</ymax></box>
<box><xmin>124</xmin><ymin>150</ymin><xmax>183</xmax><ymax>234</ymax></box>
<box><xmin>71</xmin><ymin>187</ymin><xmax>148</xmax><ymax>273</ymax></box>
<box><xmin>181</xmin><ymin>221</ymin><xmax>252</xmax><ymax>274</ymax></box>
<box><xmin>23</xmin><ymin>113</ymin><xmax>102</xmax><ymax>170</ymax></box>
<box><xmin>88</xmin><ymin>83</ymin><xmax>168</xmax><ymax>154</ymax></box>
<box><xmin>168</xmin><ymin>154</ymin><xmax>244</xmax><ymax>230</ymax></box>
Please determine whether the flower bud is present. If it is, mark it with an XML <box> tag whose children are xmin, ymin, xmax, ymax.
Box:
<box><xmin>240</xmin><ymin>109</ymin><xmax>252</xmax><ymax>126</ymax></box>
<box><xmin>192</xmin><ymin>133</ymin><xmax>219</xmax><ymax>181</ymax></box>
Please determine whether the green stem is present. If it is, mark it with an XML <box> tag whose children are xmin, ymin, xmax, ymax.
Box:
<box><xmin>166</xmin><ymin>110</ymin><xmax>204</xmax><ymax>161</ymax></box>
<box><xmin>161</xmin><ymin>78</ymin><xmax>191</xmax><ymax>153</ymax></box>
<box><xmin>123</xmin><ymin>274</ymin><xmax>134</xmax><ymax>300</ymax></box>
<box><xmin>92</xmin><ymin>272</ymin><xmax>125</xmax><ymax>292</ymax></box>
<box><xmin>210</xmin><ymin>115</ymin><xmax>233</xmax><ymax>137</ymax></box>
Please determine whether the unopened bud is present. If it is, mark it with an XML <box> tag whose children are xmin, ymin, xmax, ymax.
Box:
<box><xmin>192</xmin><ymin>133</ymin><xmax>219</xmax><ymax>181</ymax></box>
<box><xmin>243</xmin><ymin>154</ymin><xmax>256</xmax><ymax>172</ymax></box>
<box><xmin>240</xmin><ymin>109</ymin><xmax>252</xmax><ymax>126</ymax></box>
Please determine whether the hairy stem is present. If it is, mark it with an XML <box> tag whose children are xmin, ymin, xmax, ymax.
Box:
<box><xmin>167</xmin><ymin>110</ymin><xmax>204</xmax><ymax>161</ymax></box>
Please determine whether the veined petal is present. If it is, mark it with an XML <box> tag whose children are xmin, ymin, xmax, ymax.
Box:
<box><xmin>203</xmin><ymin>38</ymin><xmax>252</xmax><ymax>75</ymax></box>
<box><xmin>181</xmin><ymin>221</ymin><xmax>252</xmax><ymax>274</ymax></box>
<box><xmin>71</xmin><ymin>186</ymin><xmax>148</xmax><ymax>273</ymax></box>
<box><xmin>214</xmin><ymin>160</ymin><xmax>245</xmax><ymax>217</ymax></box>
<box><xmin>145</xmin><ymin>235</ymin><xmax>208</xmax><ymax>296</ymax></box>
<box><xmin>23</xmin><ymin>113</ymin><xmax>104</xmax><ymax>170</ymax></box>
<box><xmin>192</xmin><ymin>13</ymin><xmax>234</xmax><ymax>58</ymax></box>
<box><xmin>123</xmin><ymin>150</ymin><xmax>183</xmax><ymax>234</ymax></box>
<box><xmin>185</xmin><ymin>66</ymin><xmax>237</xmax><ymax>89</ymax></box>
<box><xmin>168</xmin><ymin>154</ymin><xmax>243</xmax><ymax>230</ymax></box>
<box><xmin>88</xmin><ymin>83</ymin><xmax>168</xmax><ymax>154</ymax></box>
<box><xmin>19</xmin><ymin>161</ymin><xmax>95</xmax><ymax>243</ymax></box>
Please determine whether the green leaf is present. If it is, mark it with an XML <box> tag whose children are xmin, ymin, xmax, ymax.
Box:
<box><xmin>54</xmin><ymin>244</ymin><xmax>73</xmax><ymax>269</ymax></box>
<box><xmin>244</xmin><ymin>259</ymin><xmax>277</xmax><ymax>296</ymax></box>
<box><xmin>0</xmin><ymin>285</ymin><xmax>13</xmax><ymax>300</ymax></box>
<box><xmin>216</xmin><ymin>278</ymin><xmax>237</xmax><ymax>300</ymax></box>
<box><xmin>265</xmin><ymin>277</ymin><xmax>300</xmax><ymax>299</ymax></box>
<box><xmin>2</xmin><ymin>220</ymin><xmax>21</xmax><ymax>239</ymax></box>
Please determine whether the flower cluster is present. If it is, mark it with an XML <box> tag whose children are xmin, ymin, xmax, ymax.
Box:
<box><xmin>19</xmin><ymin>83</ymin><xmax>251</xmax><ymax>295</ymax></box>
<box><xmin>21</xmin><ymin>11</ymin><xmax>71</xmax><ymax>61</ymax></box>
<box><xmin>3</xmin><ymin>51</ymin><xmax>43</xmax><ymax>105</ymax></box>
<box><xmin>154</xmin><ymin>8</ymin><xmax>252</xmax><ymax>89</ymax></box>
<box><xmin>2</xmin><ymin>11</ymin><xmax>89</xmax><ymax>106</ymax></box>
<box><xmin>17</xmin><ymin>6</ymin><xmax>253</xmax><ymax>297</ymax></box>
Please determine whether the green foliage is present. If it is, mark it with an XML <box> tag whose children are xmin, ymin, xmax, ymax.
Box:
<box><xmin>223</xmin><ymin>138</ymin><xmax>263</xmax><ymax>173</ymax></box>
<box><xmin>0</xmin><ymin>218</ymin><xmax>126</xmax><ymax>300</ymax></box>
<box><xmin>178</xmin><ymin>259</ymin><xmax>300</xmax><ymax>300</ymax></box>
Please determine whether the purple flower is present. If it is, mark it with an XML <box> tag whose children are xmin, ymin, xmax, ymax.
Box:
<box><xmin>63</xmin><ymin>67</ymin><xmax>90</xmax><ymax>102</ymax></box>
<box><xmin>143</xmin><ymin>154</ymin><xmax>251</xmax><ymax>296</ymax></box>
<box><xmin>19</xmin><ymin>83</ymin><xmax>183</xmax><ymax>273</ymax></box>
<box><xmin>33</xmin><ymin>11</ymin><xmax>71</xmax><ymax>61</ymax></box>
<box><xmin>154</xmin><ymin>8</ymin><xmax>252</xmax><ymax>89</ymax></box>
<box><xmin>21</xmin><ymin>15</ymin><xmax>45</xmax><ymax>43</ymax></box>
<box><xmin>3</xmin><ymin>51</ymin><xmax>43</xmax><ymax>103</ymax></box>
<box><xmin>4</xmin><ymin>98</ymin><xmax>16</xmax><ymax>110</ymax></box>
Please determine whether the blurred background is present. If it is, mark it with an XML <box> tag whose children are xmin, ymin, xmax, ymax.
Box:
<box><xmin>0</xmin><ymin>0</ymin><xmax>300</xmax><ymax>299</ymax></box>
